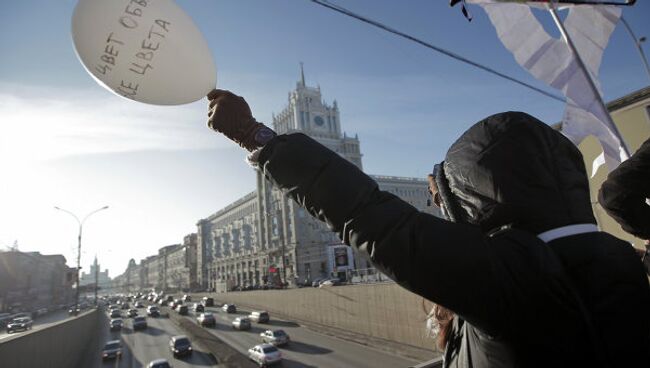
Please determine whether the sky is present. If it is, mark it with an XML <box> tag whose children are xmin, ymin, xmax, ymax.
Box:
<box><xmin>0</xmin><ymin>0</ymin><xmax>648</xmax><ymax>277</ymax></box>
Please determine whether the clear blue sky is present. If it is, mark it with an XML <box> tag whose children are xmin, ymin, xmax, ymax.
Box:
<box><xmin>1</xmin><ymin>0</ymin><xmax>648</xmax><ymax>276</ymax></box>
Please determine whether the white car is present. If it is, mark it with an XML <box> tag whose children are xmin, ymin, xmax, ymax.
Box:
<box><xmin>260</xmin><ymin>329</ymin><xmax>290</xmax><ymax>346</ymax></box>
<box><xmin>248</xmin><ymin>343</ymin><xmax>282</xmax><ymax>367</ymax></box>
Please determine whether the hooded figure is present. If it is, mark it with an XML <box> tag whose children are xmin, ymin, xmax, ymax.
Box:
<box><xmin>206</xmin><ymin>90</ymin><xmax>650</xmax><ymax>368</ymax></box>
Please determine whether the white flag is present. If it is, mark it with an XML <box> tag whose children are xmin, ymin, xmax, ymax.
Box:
<box><xmin>469</xmin><ymin>1</ymin><xmax>626</xmax><ymax>170</ymax></box>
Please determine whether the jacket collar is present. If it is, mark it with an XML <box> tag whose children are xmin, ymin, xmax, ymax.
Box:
<box><xmin>537</xmin><ymin>224</ymin><xmax>599</xmax><ymax>242</ymax></box>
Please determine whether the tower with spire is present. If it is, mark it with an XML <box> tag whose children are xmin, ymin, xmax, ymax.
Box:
<box><xmin>272</xmin><ymin>64</ymin><xmax>363</xmax><ymax>169</ymax></box>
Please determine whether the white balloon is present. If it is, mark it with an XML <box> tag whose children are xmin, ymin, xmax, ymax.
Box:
<box><xmin>71</xmin><ymin>0</ymin><xmax>216</xmax><ymax>105</ymax></box>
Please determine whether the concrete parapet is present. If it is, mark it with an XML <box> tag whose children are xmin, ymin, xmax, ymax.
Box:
<box><xmin>0</xmin><ymin>309</ymin><xmax>99</xmax><ymax>368</ymax></box>
<box><xmin>198</xmin><ymin>283</ymin><xmax>439</xmax><ymax>358</ymax></box>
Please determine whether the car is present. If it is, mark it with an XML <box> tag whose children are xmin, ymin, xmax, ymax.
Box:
<box><xmin>169</xmin><ymin>335</ymin><xmax>193</xmax><ymax>357</ymax></box>
<box><xmin>68</xmin><ymin>307</ymin><xmax>81</xmax><ymax>316</ymax></box>
<box><xmin>159</xmin><ymin>299</ymin><xmax>169</xmax><ymax>306</ymax></box>
<box><xmin>121</xmin><ymin>303</ymin><xmax>130</xmax><ymax>310</ymax></box>
<box><xmin>232</xmin><ymin>317</ymin><xmax>252</xmax><ymax>330</ymax></box>
<box><xmin>128</xmin><ymin>309</ymin><xmax>138</xmax><ymax>318</ymax></box>
<box><xmin>134</xmin><ymin>301</ymin><xmax>144</xmax><ymax>308</ymax></box>
<box><xmin>311</xmin><ymin>278</ymin><xmax>326</xmax><ymax>287</ymax></box>
<box><xmin>110</xmin><ymin>309</ymin><xmax>122</xmax><ymax>318</ymax></box>
<box><xmin>192</xmin><ymin>303</ymin><xmax>205</xmax><ymax>313</ymax></box>
<box><xmin>101</xmin><ymin>340</ymin><xmax>122</xmax><ymax>360</ymax></box>
<box><xmin>201</xmin><ymin>297</ymin><xmax>214</xmax><ymax>307</ymax></box>
<box><xmin>318</xmin><ymin>278</ymin><xmax>342</xmax><ymax>287</ymax></box>
<box><xmin>6</xmin><ymin>317</ymin><xmax>33</xmax><ymax>333</ymax></box>
<box><xmin>177</xmin><ymin>305</ymin><xmax>189</xmax><ymax>315</ymax></box>
<box><xmin>147</xmin><ymin>358</ymin><xmax>172</xmax><ymax>368</ymax></box>
<box><xmin>147</xmin><ymin>306</ymin><xmax>160</xmax><ymax>317</ymax></box>
<box><xmin>222</xmin><ymin>304</ymin><xmax>237</xmax><ymax>313</ymax></box>
<box><xmin>182</xmin><ymin>294</ymin><xmax>192</xmax><ymax>302</ymax></box>
<box><xmin>197</xmin><ymin>312</ymin><xmax>216</xmax><ymax>327</ymax></box>
<box><xmin>133</xmin><ymin>316</ymin><xmax>148</xmax><ymax>330</ymax></box>
<box><xmin>248</xmin><ymin>343</ymin><xmax>282</xmax><ymax>367</ymax></box>
<box><xmin>260</xmin><ymin>329</ymin><xmax>290</xmax><ymax>346</ymax></box>
<box><xmin>168</xmin><ymin>301</ymin><xmax>177</xmax><ymax>310</ymax></box>
<box><xmin>110</xmin><ymin>318</ymin><xmax>123</xmax><ymax>331</ymax></box>
<box><xmin>249</xmin><ymin>311</ymin><xmax>270</xmax><ymax>323</ymax></box>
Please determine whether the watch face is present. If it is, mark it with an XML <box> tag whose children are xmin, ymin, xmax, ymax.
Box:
<box><xmin>313</xmin><ymin>116</ymin><xmax>325</xmax><ymax>127</ymax></box>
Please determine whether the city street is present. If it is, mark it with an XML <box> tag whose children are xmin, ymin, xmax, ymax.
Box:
<box><xmin>89</xmin><ymin>312</ymin><xmax>217</xmax><ymax>368</ymax></box>
<box><xmin>0</xmin><ymin>310</ymin><xmax>71</xmax><ymax>341</ymax></box>
<box><xmin>179</xmin><ymin>305</ymin><xmax>418</xmax><ymax>368</ymax></box>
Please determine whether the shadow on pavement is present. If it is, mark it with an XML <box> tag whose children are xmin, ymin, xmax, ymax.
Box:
<box><xmin>280</xmin><ymin>358</ymin><xmax>318</xmax><ymax>368</ymax></box>
<box><xmin>283</xmin><ymin>341</ymin><xmax>333</xmax><ymax>355</ymax></box>
<box><xmin>183</xmin><ymin>350</ymin><xmax>219</xmax><ymax>366</ymax></box>
<box><xmin>267</xmin><ymin>320</ymin><xmax>300</xmax><ymax>328</ymax></box>
<box><xmin>141</xmin><ymin>325</ymin><xmax>166</xmax><ymax>336</ymax></box>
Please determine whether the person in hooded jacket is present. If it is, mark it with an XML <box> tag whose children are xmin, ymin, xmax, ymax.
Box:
<box><xmin>205</xmin><ymin>89</ymin><xmax>650</xmax><ymax>368</ymax></box>
<box><xmin>598</xmin><ymin>137</ymin><xmax>650</xmax><ymax>275</ymax></box>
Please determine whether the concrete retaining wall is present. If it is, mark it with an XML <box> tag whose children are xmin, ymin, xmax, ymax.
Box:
<box><xmin>205</xmin><ymin>283</ymin><xmax>437</xmax><ymax>353</ymax></box>
<box><xmin>0</xmin><ymin>309</ymin><xmax>99</xmax><ymax>368</ymax></box>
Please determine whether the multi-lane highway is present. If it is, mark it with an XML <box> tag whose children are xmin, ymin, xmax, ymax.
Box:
<box><xmin>89</xmin><ymin>310</ymin><xmax>217</xmax><ymax>368</ymax></box>
<box><xmin>182</xmin><ymin>303</ymin><xmax>418</xmax><ymax>368</ymax></box>
<box><xmin>90</xmin><ymin>302</ymin><xmax>419</xmax><ymax>368</ymax></box>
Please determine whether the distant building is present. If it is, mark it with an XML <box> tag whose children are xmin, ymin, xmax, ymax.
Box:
<box><xmin>79</xmin><ymin>256</ymin><xmax>111</xmax><ymax>292</ymax></box>
<box><xmin>113</xmin><ymin>234</ymin><xmax>198</xmax><ymax>294</ymax></box>
<box><xmin>197</xmin><ymin>67</ymin><xmax>438</xmax><ymax>292</ymax></box>
<box><xmin>0</xmin><ymin>250</ymin><xmax>74</xmax><ymax>312</ymax></box>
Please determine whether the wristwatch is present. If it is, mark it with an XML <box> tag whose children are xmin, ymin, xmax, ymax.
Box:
<box><xmin>253</xmin><ymin>126</ymin><xmax>276</xmax><ymax>147</ymax></box>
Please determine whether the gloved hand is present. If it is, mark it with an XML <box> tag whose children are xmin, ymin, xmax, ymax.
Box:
<box><xmin>206</xmin><ymin>89</ymin><xmax>276</xmax><ymax>152</ymax></box>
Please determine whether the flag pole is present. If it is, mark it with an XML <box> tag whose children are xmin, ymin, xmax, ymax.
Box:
<box><xmin>548</xmin><ymin>3</ymin><xmax>631</xmax><ymax>158</ymax></box>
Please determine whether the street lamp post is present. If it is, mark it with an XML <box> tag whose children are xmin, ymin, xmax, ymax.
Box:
<box><xmin>55</xmin><ymin>205</ymin><xmax>109</xmax><ymax>314</ymax></box>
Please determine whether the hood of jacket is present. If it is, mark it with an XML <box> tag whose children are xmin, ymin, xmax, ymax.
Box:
<box><xmin>436</xmin><ymin>111</ymin><xmax>596</xmax><ymax>234</ymax></box>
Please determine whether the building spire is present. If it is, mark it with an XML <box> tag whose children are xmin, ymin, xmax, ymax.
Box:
<box><xmin>299</xmin><ymin>62</ymin><xmax>306</xmax><ymax>87</ymax></box>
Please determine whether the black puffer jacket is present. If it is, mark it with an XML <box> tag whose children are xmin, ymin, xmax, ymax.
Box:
<box><xmin>599</xmin><ymin>137</ymin><xmax>650</xmax><ymax>240</ymax></box>
<box><xmin>258</xmin><ymin>112</ymin><xmax>650</xmax><ymax>367</ymax></box>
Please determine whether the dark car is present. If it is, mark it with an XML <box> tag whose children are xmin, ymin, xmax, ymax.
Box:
<box><xmin>222</xmin><ymin>304</ymin><xmax>236</xmax><ymax>313</ymax></box>
<box><xmin>249</xmin><ymin>311</ymin><xmax>270</xmax><ymax>323</ymax></box>
<box><xmin>177</xmin><ymin>305</ymin><xmax>189</xmax><ymax>315</ymax></box>
<box><xmin>193</xmin><ymin>303</ymin><xmax>204</xmax><ymax>313</ymax></box>
<box><xmin>197</xmin><ymin>312</ymin><xmax>216</xmax><ymax>327</ymax></box>
<box><xmin>6</xmin><ymin>317</ymin><xmax>33</xmax><ymax>333</ymax></box>
<box><xmin>133</xmin><ymin>316</ymin><xmax>148</xmax><ymax>330</ymax></box>
<box><xmin>101</xmin><ymin>340</ymin><xmax>122</xmax><ymax>360</ymax></box>
<box><xmin>201</xmin><ymin>297</ymin><xmax>214</xmax><ymax>307</ymax></box>
<box><xmin>147</xmin><ymin>359</ymin><xmax>171</xmax><ymax>368</ymax></box>
<box><xmin>147</xmin><ymin>306</ymin><xmax>160</xmax><ymax>317</ymax></box>
<box><xmin>110</xmin><ymin>318</ymin><xmax>123</xmax><ymax>331</ymax></box>
<box><xmin>169</xmin><ymin>335</ymin><xmax>193</xmax><ymax>357</ymax></box>
<box><xmin>127</xmin><ymin>309</ymin><xmax>138</xmax><ymax>318</ymax></box>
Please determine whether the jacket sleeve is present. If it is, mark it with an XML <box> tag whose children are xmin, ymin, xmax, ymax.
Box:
<box><xmin>258</xmin><ymin>133</ymin><xmax>505</xmax><ymax>334</ymax></box>
<box><xmin>598</xmin><ymin>138</ymin><xmax>650</xmax><ymax>240</ymax></box>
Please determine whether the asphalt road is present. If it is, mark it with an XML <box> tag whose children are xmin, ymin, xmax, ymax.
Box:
<box><xmin>0</xmin><ymin>310</ymin><xmax>71</xmax><ymax>341</ymax></box>
<box><xmin>90</xmin><ymin>310</ymin><xmax>217</xmax><ymax>368</ymax></box>
<box><xmin>180</xmin><ymin>305</ymin><xmax>418</xmax><ymax>368</ymax></box>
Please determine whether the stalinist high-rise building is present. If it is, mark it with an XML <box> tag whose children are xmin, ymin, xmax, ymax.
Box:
<box><xmin>197</xmin><ymin>66</ymin><xmax>437</xmax><ymax>291</ymax></box>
